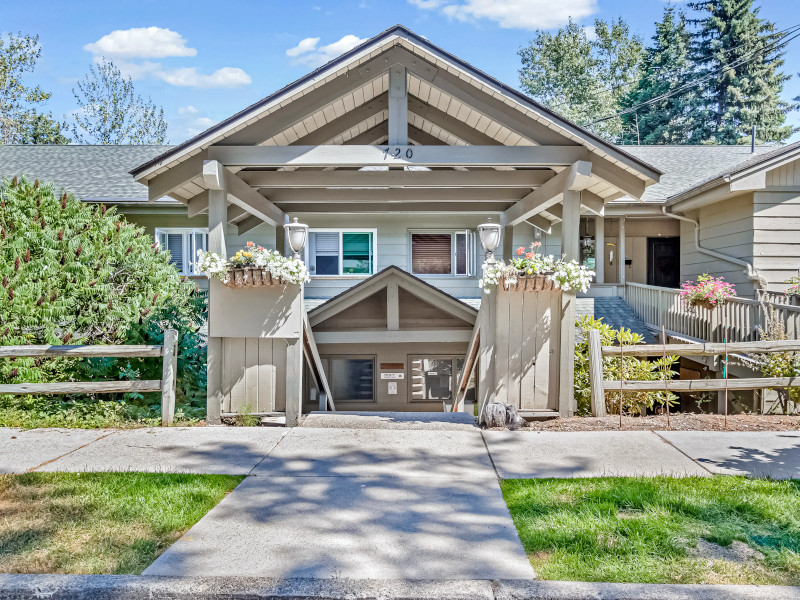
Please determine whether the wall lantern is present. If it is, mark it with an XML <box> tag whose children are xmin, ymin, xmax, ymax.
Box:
<box><xmin>284</xmin><ymin>217</ymin><xmax>309</xmax><ymax>259</ymax></box>
<box><xmin>477</xmin><ymin>218</ymin><xmax>502</xmax><ymax>263</ymax></box>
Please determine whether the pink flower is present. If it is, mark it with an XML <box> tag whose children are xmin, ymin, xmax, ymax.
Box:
<box><xmin>525</xmin><ymin>252</ymin><xmax>534</xmax><ymax>259</ymax></box>
<box><xmin>516</xmin><ymin>247</ymin><xmax>525</xmax><ymax>256</ymax></box>
<box><xmin>246</xmin><ymin>241</ymin><xmax>254</xmax><ymax>248</ymax></box>
<box><xmin>532</xmin><ymin>241</ymin><xmax>542</xmax><ymax>249</ymax></box>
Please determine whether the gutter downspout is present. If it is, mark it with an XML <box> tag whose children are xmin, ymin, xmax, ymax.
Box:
<box><xmin>661</xmin><ymin>206</ymin><xmax>766</xmax><ymax>291</ymax></box>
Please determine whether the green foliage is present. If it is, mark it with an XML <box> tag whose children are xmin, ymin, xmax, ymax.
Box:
<box><xmin>0</xmin><ymin>176</ymin><xmax>206</xmax><ymax>427</ymax></box>
<box><xmin>574</xmin><ymin>316</ymin><xmax>678</xmax><ymax>416</ymax></box>
<box><xmin>688</xmin><ymin>0</ymin><xmax>797</xmax><ymax>144</ymax></box>
<box><xmin>0</xmin><ymin>32</ymin><xmax>64</xmax><ymax>144</ymax></box>
<box><xmin>752</xmin><ymin>302</ymin><xmax>800</xmax><ymax>414</ymax></box>
<box><xmin>233</xmin><ymin>404</ymin><xmax>261</xmax><ymax>427</ymax></box>
<box><xmin>68</xmin><ymin>58</ymin><xmax>168</xmax><ymax>144</ymax></box>
<box><xmin>518</xmin><ymin>18</ymin><xmax>644</xmax><ymax>142</ymax></box>
<box><xmin>502</xmin><ymin>476</ymin><xmax>800</xmax><ymax>585</ymax></box>
<box><xmin>621</xmin><ymin>7</ymin><xmax>699</xmax><ymax>144</ymax></box>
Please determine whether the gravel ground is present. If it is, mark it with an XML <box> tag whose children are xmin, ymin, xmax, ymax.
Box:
<box><xmin>505</xmin><ymin>413</ymin><xmax>800</xmax><ymax>432</ymax></box>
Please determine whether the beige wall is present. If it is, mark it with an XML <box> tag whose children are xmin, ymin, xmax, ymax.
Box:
<box><xmin>753</xmin><ymin>190</ymin><xmax>800</xmax><ymax>292</ymax></box>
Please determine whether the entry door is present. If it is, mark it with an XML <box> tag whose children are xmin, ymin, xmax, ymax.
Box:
<box><xmin>647</xmin><ymin>237</ymin><xmax>680</xmax><ymax>288</ymax></box>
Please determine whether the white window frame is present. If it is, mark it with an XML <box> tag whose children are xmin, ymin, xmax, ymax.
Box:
<box><xmin>408</xmin><ymin>229</ymin><xmax>475</xmax><ymax>278</ymax></box>
<box><xmin>154</xmin><ymin>228</ymin><xmax>208</xmax><ymax>276</ymax></box>
<box><xmin>304</xmin><ymin>228</ymin><xmax>378</xmax><ymax>278</ymax></box>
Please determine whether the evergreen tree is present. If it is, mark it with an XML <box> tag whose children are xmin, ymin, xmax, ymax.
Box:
<box><xmin>518</xmin><ymin>18</ymin><xmax>643</xmax><ymax>142</ymax></box>
<box><xmin>688</xmin><ymin>0</ymin><xmax>796</xmax><ymax>144</ymax></box>
<box><xmin>621</xmin><ymin>7</ymin><xmax>697</xmax><ymax>144</ymax></box>
<box><xmin>69</xmin><ymin>59</ymin><xmax>168</xmax><ymax>144</ymax></box>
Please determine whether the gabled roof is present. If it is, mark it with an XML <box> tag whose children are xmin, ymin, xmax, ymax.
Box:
<box><xmin>308</xmin><ymin>265</ymin><xmax>477</xmax><ymax>327</ymax></box>
<box><xmin>667</xmin><ymin>140</ymin><xmax>800</xmax><ymax>207</ymax></box>
<box><xmin>130</xmin><ymin>25</ymin><xmax>661</xmax><ymax>189</ymax></box>
<box><xmin>1</xmin><ymin>144</ymin><xmax>171</xmax><ymax>201</ymax></box>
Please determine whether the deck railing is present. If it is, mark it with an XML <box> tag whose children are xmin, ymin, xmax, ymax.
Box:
<box><xmin>0</xmin><ymin>329</ymin><xmax>178</xmax><ymax>425</ymax></box>
<box><xmin>624</xmin><ymin>282</ymin><xmax>800</xmax><ymax>343</ymax></box>
<box><xmin>302</xmin><ymin>311</ymin><xmax>335</xmax><ymax>412</ymax></box>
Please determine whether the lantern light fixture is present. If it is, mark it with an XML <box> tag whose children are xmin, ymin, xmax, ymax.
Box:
<box><xmin>477</xmin><ymin>218</ymin><xmax>502</xmax><ymax>263</ymax></box>
<box><xmin>284</xmin><ymin>217</ymin><xmax>309</xmax><ymax>259</ymax></box>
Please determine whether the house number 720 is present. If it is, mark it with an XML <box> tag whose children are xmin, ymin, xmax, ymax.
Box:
<box><xmin>382</xmin><ymin>147</ymin><xmax>413</xmax><ymax>160</ymax></box>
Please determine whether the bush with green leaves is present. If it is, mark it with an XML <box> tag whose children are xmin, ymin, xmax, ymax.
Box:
<box><xmin>574</xmin><ymin>315</ymin><xmax>679</xmax><ymax>416</ymax></box>
<box><xmin>0</xmin><ymin>176</ymin><xmax>207</xmax><ymax>426</ymax></box>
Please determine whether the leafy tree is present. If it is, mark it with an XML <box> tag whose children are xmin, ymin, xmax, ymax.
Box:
<box><xmin>69</xmin><ymin>58</ymin><xmax>168</xmax><ymax>144</ymax></box>
<box><xmin>0</xmin><ymin>177</ymin><xmax>205</xmax><ymax>422</ymax></box>
<box><xmin>621</xmin><ymin>7</ymin><xmax>698</xmax><ymax>144</ymax></box>
<box><xmin>518</xmin><ymin>18</ymin><xmax>644</xmax><ymax>142</ymax></box>
<box><xmin>688</xmin><ymin>0</ymin><xmax>797</xmax><ymax>144</ymax></box>
<box><xmin>0</xmin><ymin>32</ymin><xmax>61</xmax><ymax>144</ymax></box>
<box><xmin>17</xmin><ymin>110</ymin><xmax>70</xmax><ymax>144</ymax></box>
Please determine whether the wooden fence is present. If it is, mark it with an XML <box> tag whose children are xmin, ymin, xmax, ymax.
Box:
<box><xmin>624</xmin><ymin>282</ymin><xmax>800</xmax><ymax>344</ymax></box>
<box><xmin>586</xmin><ymin>330</ymin><xmax>800</xmax><ymax>416</ymax></box>
<box><xmin>0</xmin><ymin>329</ymin><xmax>179</xmax><ymax>426</ymax></box>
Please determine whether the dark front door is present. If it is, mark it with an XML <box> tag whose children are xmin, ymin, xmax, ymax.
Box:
<box><xmin>647</xmin><ymin>237</ymin><xmax>680</xmax><ymax>288</ymax></box>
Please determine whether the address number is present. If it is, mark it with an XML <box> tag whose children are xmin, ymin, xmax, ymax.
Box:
<box><xmin>382</xmin><ymin>146</ymin><xmax>414</xmax><ymax>160</ymax></box>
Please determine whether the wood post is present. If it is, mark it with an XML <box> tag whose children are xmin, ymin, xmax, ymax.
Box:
<box><xmin>160</xmin><ymin>329</ymin><xmax>179</xmax><ymax>426</ymax></box>
<box><xmin>594</xmin><ymin>215</ymin><xmax>604</xmax><ymax>284</ymax></box>
<box><xmin>208</xmin><ymin>189</ymin><xmax>227</xmax><ymax>257</ymax></box>
<box><xmin>319</xmin><ymin>392</ymin><xmax>328</xmax><ymax>412</ymax></box>
<box><xmin>477</xmin><ymin>286</ymin><xmax>497</xmax><ymax>423</ymax></box>
<box><xmin>618</xmin><ymin>216</ymin><xmax>626</xmax><ymax>285</ymax></box>
<box><xmin>558</xmin><ymin>292</ymin><xmax>577</xmax><ymax>416</ymax></box>
<box><xmin>587</xmin><ymin>328</ymin><xmax>606</xmax><ymax>417</ymax></box>
<box><xmin>284</xmin><ymin>337</ymin><xmax>303</xmax><ymax>427</ymax></box>
<box><xmin>388</xmin><ymin>65</ymin><xmax>408</xmax><ymax>146</ymax></box>
<box><xmin>206</xmin><ymin>336</ymin><xmax>223</xmax><ymax>425</ymax></box>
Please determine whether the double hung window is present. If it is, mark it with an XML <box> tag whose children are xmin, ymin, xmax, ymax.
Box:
<box><xmin>306</xmin><ymin>229</ymin><xmax>376</xmax><ymax>276</ymax></box>
<box><xmin>155</xmin><ymin>228</ymin><xmax>208</xmax><ymax>275</ymax></box>
<box><xmin>410</xmin><ymin>230</ymin><xmax>474</xmax><ymax>276</ymax></box>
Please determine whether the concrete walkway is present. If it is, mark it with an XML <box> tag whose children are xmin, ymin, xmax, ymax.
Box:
<box><xmin>3</xmin><ymin>422</ymin><xmax>800</xmax><ymax>579</ymax></box>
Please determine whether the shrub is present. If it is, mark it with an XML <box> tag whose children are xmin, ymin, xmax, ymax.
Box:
<box><xmin>0</xmin><ymin>176</ymin><xmax>206</xmax><ymax>426</ymax></box>
<box><xmin>574</xmin><ymin>315</ymin><xmax>678</xmax><ymax>416</ymax></box>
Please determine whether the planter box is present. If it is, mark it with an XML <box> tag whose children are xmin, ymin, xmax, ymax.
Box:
<box><xmin>223</xmin><ymin>267</ymin><xmax>287</xmax><ymax>288</ymax></box>
<box><xmin>501</xmin><ymin>272</ymin><xmax>557</xmax><ymax>292</ymax></box>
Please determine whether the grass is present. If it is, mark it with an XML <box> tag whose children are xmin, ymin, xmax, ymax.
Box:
<box><xmin>502</xmin><ymin>477</ymin><xmax>800</xmax><ymax>585</ymax></box>
<box><xmin>0</xmin><ymin>472</ymin><xmax>243</xmax><ymax>574</ymax></box>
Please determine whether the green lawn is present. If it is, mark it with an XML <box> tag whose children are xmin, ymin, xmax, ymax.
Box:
<box><xmin>0</xmin><ymin>472</ymin><xmax>243</xmax><ymax>574</ymax></box>
<box><xmin>502</xmin><ymin>477</ymin><xmax>800</xmax><ymax>585</ymax></box>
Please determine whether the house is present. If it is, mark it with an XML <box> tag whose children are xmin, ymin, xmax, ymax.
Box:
<box><xmin>4</xmin><ymin>25</ymin><xmax>800</xmax><ymax>421</ymax></box>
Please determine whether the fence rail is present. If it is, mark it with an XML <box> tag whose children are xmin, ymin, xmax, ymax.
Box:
<box><xmin>0</xmin><ymin>329</ymin><xmax>179</xmax><ymax>426</ymax></box>
<box><xmin>624</xmin><ymin>282</ymin><xmax>800</xmax><ymax>344</ymax></box>
<box><xmin>587</xmin><ymin>329</ymin><xmax>800</xmax><ymax>414</ymax></box>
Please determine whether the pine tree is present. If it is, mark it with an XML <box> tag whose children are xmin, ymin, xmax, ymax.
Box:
<box><xmin>621</xmin><ymin>7</ymin><xmax>697</xmax><ymax>144</ymax></box>
<box><xmin>0</xmin><ymin>177</ymin><xmax>203</xmax><ymax>400</ymax></box>
<box><xmin>688</xmin><ymin>0</ymin><xmax>797</xmax><ymax>144</ymax></box>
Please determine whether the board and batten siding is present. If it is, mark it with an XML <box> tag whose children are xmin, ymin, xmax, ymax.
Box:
<box><xmin>680</xmin><ymin>194</ymin><xmax>755</xmax><ymax>297</ymax></box>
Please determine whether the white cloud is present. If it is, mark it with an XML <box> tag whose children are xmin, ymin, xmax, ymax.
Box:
<box><xmin>178</xmin><ymin>105</ymin><xmax>199</xmax><ymax>115</ymax></box>
<box><xmin>285</xmin><ymin>34</ymin><xmax>367</xmax><ymax>67</ymax></box>
<box><xmin>84</xmin><ymin>27</ymin><xmax>196</xmax><ymax>58</ymax></box>
<box><xmin>157</xmin><ymin>66</ymin><xmax>252</xmax><ymax>87</ymax></box>
<box><xmin>286</xmin><ymin>37</ymin><xmax>320</xmax><ymax>57</ymax></box>
<box><xmin>408</xmin><ymin>0</ymin><xmax>597</xmax><ymax>30</ymax></box>
<box><xmin>582</xmin><ymin>25</ymin><xmax>597</xmax><ymax>41</ymax></box>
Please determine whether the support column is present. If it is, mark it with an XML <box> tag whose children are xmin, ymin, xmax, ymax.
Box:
<box><xmin>387</xmin><ymin>282</ymin><xmax>399</xmax><ymax>331</ymax></box>
<box><xmin>558</xmin><ymin>292</ymin><xmax>577</xmax><ymax>416</ymax></box>
<box><xmin>477</xmin><ymin>287</ymin><xmax>497</xmax><ymax>423</ymax></box>
<box><xmin>594</xmin><ymin>215</ymin><xmax>605</xmax><ymax>284</ymax></box>
<box><xmin>207</xmin><ymin>187</ymin><xmax>227</xmax><ymax>425</ymax></box>
<box><xmin>388</xmin><ymin>65</ymin><xmax>408</xmax><ymax>146</ymax></box>
<box><xmin>618</xmin><ymin>216</ymin><xmax>626</xmax><ymax>285</ymax></box>
<box><xmin>275</xmin><ymin>214</ymin><xmax>289</xmax><ymax>256</ymax></box>
<box><xmin>208</xmin><ymin>189</ymin><xmax>227</xmax><ymax>257</ymax></box>
<box><xmin>284</xmin><ymin>337</ymin><xmax>303</xmax><ymax>427</ymax></box>
<box><xmin>561</xmin><ymin>190</ymin><xmax>581</xmax><ymax>262</ymax></box>
<box><xmin>502</xmin><ymin>225</ymin><xmax>514</xmax><ymax>262</ymax></box>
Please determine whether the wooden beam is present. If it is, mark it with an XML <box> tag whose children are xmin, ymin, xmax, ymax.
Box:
<box><xmin>0</xmin><ymin>380</ymin><xmax>162</xmax><ymax>395</ymax></box>
<box><xmin>343</xmin><ymin>122</ymin><xmax>388</xmax><ymax>145</ymax></box>
<box><xmin>602</xmin><ymin>339</ymin><xmax>800</xmax><ymax>357</ymax></box>
<box><xmin>581</xmin><ymin>191</ymin><xmax>605</xmax><ymax>215</ymax></box>
<box><xmin>292</xmin><ymin>95</ymin><xmax>388</xmax><ymax>145</ymax></box>
<box><xmin>263</xmin><ymin>187</ymin><xmax>529</xmax><ymax>203</ymax></box>
<box><xmin>228</xmin><ymin>204</ymin><xmax>249</xmax><ymax>222</ymax></box>
<box><xmin>408</xmin><ymin>125</ymin><xmax>446</xmax><ymax>146</ymax></box>
<box><xmin>0</xmin><ymin>345</ymin><xmax>163</xmax><ymax>358</ymax></box>
<box><xmin>604</xmin><ymin>377</ymin><xmax>800</xmax><ymax>392</ymax></box>
<box><xmin>237</xmin><ymin>215</ymin><xmax>264</xmax><ymax>236</ymax></box>
<box><xmin>208</xmin><ymin>188</ymin><xmax>227</xmax><ymax>257</ymax></box>
<box><xmin>526</xmin><ymin>214</ymin><xmax>553</xmax><ymax>233</ymax></box>
<box><xmin>147</xmin><ymin>154</ymin><xmax>205</xmax><ymax>202</ymax></box>
<box><xmin>407</xmin><ymin>96</ymin><xmax>501</xmax><ymax>146</ymax></box>
<box><xmin>208</xmin><ymin>145</ymin><xmax>586</xmax><ymax>168</ymax></box>
<box><xmin>203</xmin><ymin>160</ymin><xmax>285</xmax><ymax>227</ymax></box>
<box><xmin>504</xmin><ymin>161</ymin><xmax>592</xmax><ymax>226</ymax></box>
<box><xmin>238</xmin><ymin>169</ymin><xmax>553</xmax><ymax>188</ymax></box>
<box><xmin>591</xmin><ymin>156</ymin><xmax>647</xmax><ymax>200</ymax></box>
<box><xmin>187</xmin><ymin>191</ymin><xmax>209</xmax><ymax>218</ymax></box>
<box><xmin>388</xmin><ymin>65</ymin><xmax>408</xmax><ymax>145</ymax></box>
<box><xmin>313</xmin><ymin>330</ymin><xmax>472</xmax><ymax>344</ymax></box>
<box><xmin>274</xmin><ymin>201</ymin><xmax>507</xmax><ymax>213</ymax></box>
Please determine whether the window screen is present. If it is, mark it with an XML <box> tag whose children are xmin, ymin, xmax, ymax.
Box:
<box><xmin>342</xmin><ymin>232</ymin><xmax>372</xmax><ymax>274</ymax></box>
<box><xmin>412</xmin><ymin>233</ymin><xmax>451</xmax><ymax>274</ymax></box>
<box><xmin>309</xmin><ymin>232</ymin><xmax>339</xmax><ymax>275</ymax></box>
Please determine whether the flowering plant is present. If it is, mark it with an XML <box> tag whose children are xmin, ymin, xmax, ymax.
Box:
<box><xmin>785</xmin><ymin>276</ymin><xmax>800</xmax><ymax>296</ymax></box>
<box><xmin>196</xmin><ymin>241</ymin><xmax>310</xmax><ymax>285</ymax></box>
<box><xmin>679</xmin><ymin>274</ymin><xmax>735</xmax><ymax>309</ymax></box>
<box><xmin>478</xmin><ymin>242</ymin><xmax>595</xmax><ymax>294</ymax></box>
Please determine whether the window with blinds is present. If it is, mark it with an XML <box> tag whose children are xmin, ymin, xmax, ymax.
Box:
<box><xmin>411</xmin><ymin>231</ymin><xmax>473</xmax><ymax>276</ymax></box>
<box><xmin>155</xmin><ymin>228</ymin><xmax>208</xmax><ymax>275</ymax></box>
<box><xmin>306</xmin><ymin>230</ymin><xmax>375</xmax><ymax>276</ymax></box>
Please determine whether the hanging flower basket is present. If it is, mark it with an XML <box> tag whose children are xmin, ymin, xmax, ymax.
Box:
<box><xmin>680</xmin><ymin>274</ymin><xmax>735</xmax><ymax>312</ymax></box>
<box><xmin>502</xmin><ymin>271</ymin><xmax>557</xmax><ymax>292</ymax></box>
<box><xmin>691</xmin><ymin>298</ymin><xmax>718</xmax><ymax>311</ymax></box>
<box><xmin>196</xmin><ymin>243</ymin><xmax>310</xmax><ymax>286</ymax></box>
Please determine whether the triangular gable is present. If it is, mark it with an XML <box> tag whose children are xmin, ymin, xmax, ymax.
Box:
<box><xmin>308</xmin><ymin>266</ymin><xmax>477</xmax><ymax>329</ymax></box>
<box><xmin>130</xmin><ymin>25</ymin><xmax>660</xmax><ymax>188</ymax></box>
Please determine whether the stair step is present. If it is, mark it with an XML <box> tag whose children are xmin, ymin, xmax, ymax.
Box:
<box><xmin>517</xmin><ymin>409</ymin><xmax>559</xmax><ymax>421</ymax></box>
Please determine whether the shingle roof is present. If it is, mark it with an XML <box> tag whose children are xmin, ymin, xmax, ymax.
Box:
<box><xmin>618</xmin><ymin>145</ymin><xmax>777</xmax><ymax>203</ymax></box>
<box><xmin>0</xmin><ymin>145</ymin><xmax>172</xmax><ymax>200</ymax></box>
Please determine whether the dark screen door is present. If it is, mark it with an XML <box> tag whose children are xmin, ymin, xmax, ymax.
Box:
<box><xmin>647</xmin><ymin>237</ymin><xmax>680</xmax><ymax>288</ymax></box>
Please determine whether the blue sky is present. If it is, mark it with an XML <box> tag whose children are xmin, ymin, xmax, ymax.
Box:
<box><xmin>6</xmin><ymin>0</ymin><xmax>800</xmax><ymax>144</ymax></box>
